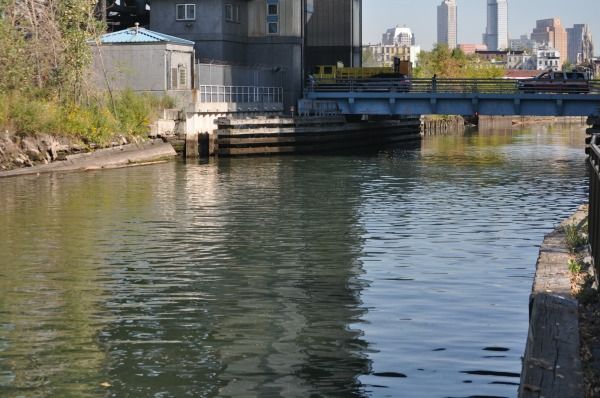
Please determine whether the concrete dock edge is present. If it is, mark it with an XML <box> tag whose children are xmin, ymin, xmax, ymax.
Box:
<box><xmin>518</xmin><ymin>207</ymin><xmax>587</xmax><ymax>397</ymax></box>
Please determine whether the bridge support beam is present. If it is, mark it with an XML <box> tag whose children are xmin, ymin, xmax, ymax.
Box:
<box><xmin>556</xmin><ymin>99</ymin><xmax>564</xmax><ymax>116</ymax></box>
<box><xmin>388</xmin><ymin>98</ymin><xmax>396</xmax><ymax>114</ymax></box>
<box><xmin>430</xmin><ymin>98</ymin><xmax>437</xmax><ymax>114</ymax></box>
<box><xmin>514</xmin><ymin>98</ymin><xmax>521</xmax><ymax>115</ymax></box>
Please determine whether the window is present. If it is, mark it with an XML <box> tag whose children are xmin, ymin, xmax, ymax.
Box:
<box><xmin>268</xmin><ymin>22</ymin><xmax>279</xmax><ymax>34</ymax></box>
<box><xmin>225</xmin><ymin>4</ymin><xmax>240</xmax><ymax>22</ymax></box>
<box><xmin>266</xmin><ymin>0</ymin><xmax>279</xmax><ymax>34</ymax></box>
<box><xmin>176</xmin><ymin>4</ymin><xmax>195</xmax><ymax>21</ymax></box>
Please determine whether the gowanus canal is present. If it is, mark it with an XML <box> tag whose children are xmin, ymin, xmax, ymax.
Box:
<box><xmin>0</xmin><ymin>124</ymin><xmax>588</xmax><ymax>397</ymax></box>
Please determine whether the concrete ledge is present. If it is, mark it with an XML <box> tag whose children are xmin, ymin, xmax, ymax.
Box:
<box><xmin>0</xmin><ymin>139</ymin><xmax>176</xmax><ymax>178</ymax></box>
<box><xmin>519</xmin><ymin>209</ymin><xmax>587</xmax><ymax>397</ymax></box>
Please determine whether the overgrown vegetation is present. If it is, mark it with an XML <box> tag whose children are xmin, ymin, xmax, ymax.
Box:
<box><xmin>0</xmin><ymin>90</ymin><xmax>174</xmax><ymax>143</ymax></box>
<box><xmin>0</xmin><ymin>0</ymin><xmax>171</xmax><ymax>144</ymax></box>
<box><xmin>414</xmin><ymin>45</ymin><xmax>505</xmax><ymax>79</ymax></box>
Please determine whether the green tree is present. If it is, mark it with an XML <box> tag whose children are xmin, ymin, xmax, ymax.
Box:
<box><xmin>414</xmin><ymin>44</ymin><xmax>504</xmax><ymax>79</ymax></box>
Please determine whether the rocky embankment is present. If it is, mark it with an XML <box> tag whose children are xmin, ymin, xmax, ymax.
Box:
<box><xmin>0</xmin><ymin>131</ymin><xmax>91</xmax><ymax>171</ymax></box>
<box><xmin>0</xmin><ymin>131</ymin><xmax>177</xmax><ymax>178</ymax></box>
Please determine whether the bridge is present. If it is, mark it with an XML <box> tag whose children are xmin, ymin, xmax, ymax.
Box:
<box><xmin>304</xmin><ymin>78</ymin><xmax>600</xmax><ymax>116</ymax></box>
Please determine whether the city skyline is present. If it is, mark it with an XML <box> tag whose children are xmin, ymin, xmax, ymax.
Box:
<box><xmin>363</xmin><ymin>0</ymin><xmax>599</xmax><ymax>55</ymax></box>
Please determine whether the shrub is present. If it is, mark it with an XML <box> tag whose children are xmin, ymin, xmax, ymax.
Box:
<box><xmin>8</xmin><ymin>94</ymin><xmax>61</xmax><ymax>136</ymax></box>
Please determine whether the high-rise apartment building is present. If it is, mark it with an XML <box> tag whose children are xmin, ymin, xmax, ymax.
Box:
<box><xmin>483</xmin><ymin>0</ymin><xmax>508</xmax><ymax>51</ymax></box>
<box><xmin>566</xmin><ymin>24</ymin><xmax>594</xmax><ymax>64</ymax></box>
<box><xmin>437</xmin><ymin>0</ymin><xmax>457</xmax><ymax>49</ymax></box>
<box><xmin>531</xmin><ymin>18</ymin><xmax>568</xmax><ymax>66</ymax></box>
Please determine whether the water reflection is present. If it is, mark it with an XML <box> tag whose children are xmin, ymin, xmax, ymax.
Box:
<box><xmin>96</xmin><ymin>158</ymin><xmax>371</xmax><ymax>397</ymax></box>
<box><xmin>0</xmin><ymin>125</ymin><xmax>589</xmax><ymax>397</ymax></box>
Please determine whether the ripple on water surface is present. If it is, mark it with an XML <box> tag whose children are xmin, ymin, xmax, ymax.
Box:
<box><xmin>0</xmin><ymin>125</ymin><xmax>589</xmax><ymax>397</ymax></box>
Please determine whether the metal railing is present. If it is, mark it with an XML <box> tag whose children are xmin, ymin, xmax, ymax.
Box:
<box><xmin>308</xmin><ymin>78</ymin><xmax>600</xmax><ymax>95</ymax></box>
<box><xmin>589</xmin><ymin>133</ymin><xmax>600</xmax><ymax>275</ymax></box>
<box><xmin>198</xmin><ymin>85</ymin><xmax>283</xmax><ymax>104</ymax></box>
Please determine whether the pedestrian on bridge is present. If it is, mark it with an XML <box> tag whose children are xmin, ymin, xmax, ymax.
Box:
<box><xmin>432</xmin><ymin>74</ymin><xmax>437</xmax><ymax>93</ymax></box>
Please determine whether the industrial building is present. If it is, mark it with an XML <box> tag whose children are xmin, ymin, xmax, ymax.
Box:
<box><xmin>145</xmin><ymin>0</ymin><xmax>362</xmax><ymax>107</ymax></box>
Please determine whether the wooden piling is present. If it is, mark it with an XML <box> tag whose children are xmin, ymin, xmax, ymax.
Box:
<box><xmin>185</xmin><ymin>131</ymin><xmax>199</xmax><ymax>159</ymax></box>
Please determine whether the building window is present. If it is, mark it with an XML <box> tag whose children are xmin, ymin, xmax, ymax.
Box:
<box><xmin>266</xmin><ymin>0</ymin><xmax>279</xmax><ymax>34</ymax></box>
<box><xmin>268</xmin><ymin>22</ymin><xmax>278</xmax><ymax>34</ymax></box>
<box><xmin>268</xmin><ymin>3</ymin><xmax>278</xmax><ymax>15</ymax></box>
<box><xmin>176</xmin><ymin>4</ymin><xmax>195</xmax><ymax>21</ymax></box>
<box><xmin>225</xmin><ymin>4</ymin><xmax>240</xmax><ymax>22</ymax></box>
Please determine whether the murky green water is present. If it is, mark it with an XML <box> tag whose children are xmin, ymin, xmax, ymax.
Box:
<box><xmin>0</xmin><ymin>125</ymin><xmax>588</xmax><ymax>397</ymax></box>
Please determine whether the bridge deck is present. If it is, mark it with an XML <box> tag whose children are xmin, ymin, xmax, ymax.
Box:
<box><xmin>305</xmin><ymin>78</ymin><xmax>600</xmax><ymax>116</ymax></box>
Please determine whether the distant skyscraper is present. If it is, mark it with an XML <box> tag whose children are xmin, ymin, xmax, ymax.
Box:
<box><xmin>437</xmin><ymin>0</ymin><xmax>457</xmax><ymax>49</ymax></box>
<box><xmin>382</xmin><ymin>26</ymin><xmax>415</xmax><ymax>47</ymax></box>
<box><xmin>566</xmin><ymin>24</ymin><xmax>594</xmax><ymax>64</ymax></box>
<box><xmin>531</xmin><ymin>18</ymin><xmax>568</xmax><ymax>66</ymax></box>
<box><xmin>483</xmin><ymin>0</ymin><xmax>508</xmax><ymax>51</ymax></box>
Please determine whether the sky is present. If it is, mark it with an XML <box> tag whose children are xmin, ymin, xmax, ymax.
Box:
<box><xmin>363</xmin><ymin>0</ymin><xmax>599</xmax><ymax>55</ymax></box>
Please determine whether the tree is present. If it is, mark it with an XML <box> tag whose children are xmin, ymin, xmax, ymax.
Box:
<box><xmin>0</xmin><ymin>0</ymin><xmax>103</xmax><ymax>101</ymax></box>
<box><xmin>414</xmin><ymin>44</ymin><xmax>504</xmax><ymax>79</ymax></box>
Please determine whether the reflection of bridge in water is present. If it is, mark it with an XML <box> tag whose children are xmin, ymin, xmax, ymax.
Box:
<box><xmin>306</xmin><ymin>79</ymin><xmax>600</xmax><ymax>116</ymax></box>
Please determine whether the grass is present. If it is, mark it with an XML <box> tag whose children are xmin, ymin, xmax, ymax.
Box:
<box><xmin>568</xmin><ymin>258</ymin><xmax>583</xmax><ymax>274</ymax></box>
<box><xmin>0</xmin><ymin>89</ymin><xmax>174</xmax><ymax>145</ymax></box>
<box><xmin>564</xmin><ymin>223</ymin><xmax>588</xmax><ymax>253</ymax></box>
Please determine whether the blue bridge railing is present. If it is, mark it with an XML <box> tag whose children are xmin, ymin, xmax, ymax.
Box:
<box><xmin>309</xmin><ymin>78</ymin><xmax>600</xmax><ymax>95</ymax></box>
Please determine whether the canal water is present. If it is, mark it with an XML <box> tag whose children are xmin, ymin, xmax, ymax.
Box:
<box><xmin>0</xmin><ymin>124</ymin><xmax>588</xmax><ymax>398</ymax></box>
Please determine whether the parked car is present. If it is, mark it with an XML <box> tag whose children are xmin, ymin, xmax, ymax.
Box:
<box><xmin>518</xmin><ymin>70</ymin><xmax>590</xmax><ymax>94</ymax></box>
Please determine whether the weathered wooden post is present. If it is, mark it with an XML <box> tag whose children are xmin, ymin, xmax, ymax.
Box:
<box><xmin>185</xmin><ymin>132</ymin><xmax>199</xmax><ymax>159</ymax></box>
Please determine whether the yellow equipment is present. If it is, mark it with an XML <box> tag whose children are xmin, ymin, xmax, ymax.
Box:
<box><xmin>312</xmin><ymin>61</ymin><xmax>412</xmax><ymax>80</ymax></box>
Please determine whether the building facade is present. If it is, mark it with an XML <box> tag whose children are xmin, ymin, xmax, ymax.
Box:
<box><xmin>536</xmin><ymin>47</ymin><xmax>561</xmax><ymax>71</ymax></box>
<box><xmin>365</xmin><ymin>44</ymin><xmax>420</xmax><ymax>68</ymax></box>
<box><xmin>458</xmin><ymin>43</ymin><xmax>488</xmax><ymax>54</ymax></box>
<box><xmin>566</xmin><ymin>24</ymin><xmax>594</xmax><ymax>65</ymax></box>
<box><xmin>509</xmin><ymin>34</ymin><xmax>537</xmax><ymax>51</ymax></box>
<box><xmin>437</xmin><ymin>0</ymin><xmax>457</xmax><ymax>49</ymax></box>
<box><xmin>531</xmin><ymin>18</ymin><xmax>567</xmax><ymax>67</ymax></box>
<box><xmin>304</xmin><ymin>0</ymin><xmax>362</xmax><ymax>68</ymax></box>
<box><xmin>149</xmin><ymin>0</ymin><xmax>362</xmax><ymax>107</ymax></box>
<box><xmin>483</xmin><ymin>0</ymin><xmax>508</xmax><ymax>51</ymax></box>
<box><xmin>382</xmin><ymin>26</ymin><xmax>414</xmax><ymax>47</ymax></box>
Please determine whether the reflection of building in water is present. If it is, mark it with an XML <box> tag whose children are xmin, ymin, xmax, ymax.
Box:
<box><xmin>99</xmin><ymin>158</ymin><xmax>371</xmax><ymax>397</ymax></box>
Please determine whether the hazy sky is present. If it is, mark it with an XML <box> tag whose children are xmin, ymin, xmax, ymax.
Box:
<box><xmin>363</xmin><ymin>0</ymin><xmax>599</xmax><ymax>55</ymax></box>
